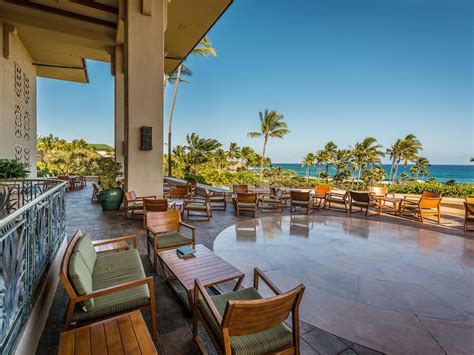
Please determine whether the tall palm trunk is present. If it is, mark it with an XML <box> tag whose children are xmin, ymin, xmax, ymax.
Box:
<box><xmin>392</xmin><ymin>159</ymin><xmax>401</xmax><ymax>185</ymax></box>
<box><xmin>388</xmin><ymin>158</ymin><xmax>395</xmax><ymax>183</ymax></box>
<box><xmin>167</xmin><ymin>65</ymin><xmax>182</xmax><ymax>176</ymax></box>
<box><xmin>356</xmin><ymin>167</ymin><xmax>362</xmax><ymax>189</ymax></box>
<box><xmin>260</xmin><ymin>136</ymin><xmax>268</xmax><ymax>175</ymax></box>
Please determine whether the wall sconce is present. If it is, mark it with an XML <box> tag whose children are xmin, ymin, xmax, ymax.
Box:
<box><xmin>140</xmin><ymin>126</ymin><xmax>152</xmax><ymax>150</ymax></box>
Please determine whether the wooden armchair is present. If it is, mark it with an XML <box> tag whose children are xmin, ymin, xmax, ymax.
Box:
<box><xmin>400</xmin><ymin>191</ymin><xmax>442</xmax><ymax>223</ymax></box>
<box><xmin>183</xmin><ymin>188</ymin><xmax>212</xmax><ymax>221</ymax></box>
<box><xmin>143</xmin><ymin>198</ymin><xmax>169</xmax><ymax>227</ymax></box>
<box><xmin>60</xmin><ymin>230</ymin><xmax>157</xmax><ymax>339</ymax></box>
<box><xmin>124</xmin><ymin>191</ymin><xmax>156</xmax><ymax>218</ymax></box>
<box><xmin>463</xmin><ymin>197</ymin><xmax>474</xmax><ymax>232</ymax></box>
<box><xmin>348</xmin><ymin>191</ymin><xmax>379</xmax><ymax>216</ymax></box>
<box><xmin>145</xmin><ymin>210</ymin><xmax>196</xmax><ymax>273</ymax></box>
<box><xmin>232</xmin><ymin>184</ymin><xmax>249</xmax><ymax>208</ymax></box>
<box><xmin>193</xmin><ymin>267</ymin><xmax>305</xmax><ymax>355</ymax></box>
<box><xmin>324</xmin><ymin>191</ymin><xmax>350</xmax><ymax>212</ymax></box>
<box><xmin>290</xmin><ymin>191</ymin><xmax>312</xmax><ymax>215</ymax></box>
<box><xmin>235</xmin><ymin>192</ymin><xmax>258</xmax><ymax>217</ymax></box>
<box><xmin>260</xmin><ymin>188</ymin><xmax>284</xmax><ymax>212</ymax></box>
<box><xmin>170</xmin><ymin>185</ymin><xmax>191</xmax><ymax>200</ymax></box>
<box><xmin>196</xmin><ymin>186</ymin><xmax>227</xmax><ymax>211</ymax></box>
<box><xmin>312</xmin><ymin>185</ymin><xmax>331</xmax><ymax>209</ymax></box>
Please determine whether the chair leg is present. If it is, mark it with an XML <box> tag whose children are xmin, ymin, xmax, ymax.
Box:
<box><xmin>149</xmin><ymin>281</ymin><xmax>158</xmax><ymax>340</ymax></box>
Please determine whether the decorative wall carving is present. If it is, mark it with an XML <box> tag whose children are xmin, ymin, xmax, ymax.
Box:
<box><xmin>14</xmin><ymin>145</ymin><xmax>22</xmax><ymax>161</ymax></box>
<box><xmin>14</xmin><ymin>104</ymin><xmax>22</xmax><ymax>138</ymax></box>
<box><xmin>14</xmin><ymin>62</ymin><xmax>22</xmax><ymax>98</ymax></box>
<box><xmin>23</xmin><ymin>72</ymin><xmax>30</xmax><ymax>104</ymax></box>
<box><xmin>23</xmin><ymin>111</ymin><xmax>30</xmax><ymax>141</ymax></box>
<box><xmin>23</xmin><ymin>148</ymin><xmax>30</xmax><ymax>166</ymax></box>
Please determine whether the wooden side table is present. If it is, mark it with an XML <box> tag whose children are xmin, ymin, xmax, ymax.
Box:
<box><xmin>58</xmin><ymin>311</ymin><xmax>157</xmax><ymax>355</ymax></box>
<box><xmin>158</xmin><ymin>244</ymin><xmax>244</xmax><ymax>312</ymax></box>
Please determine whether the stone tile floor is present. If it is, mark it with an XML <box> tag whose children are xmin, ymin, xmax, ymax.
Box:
<box><xmin>37</xmin><ymin>185</ymin><xmax>471</xmax><ymax>354</ymax></box>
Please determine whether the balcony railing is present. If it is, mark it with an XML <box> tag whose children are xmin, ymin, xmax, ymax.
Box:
<box><xmin>0</xmin><ymin>179</ymin><xmax>67</xmax><ymax>354</ymax></box>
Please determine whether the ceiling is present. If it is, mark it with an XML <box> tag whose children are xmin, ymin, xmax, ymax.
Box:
<box><xmin>0</xmin><ymin>0</ymin><xmax>232</xmax><ymax>83</ymax></box>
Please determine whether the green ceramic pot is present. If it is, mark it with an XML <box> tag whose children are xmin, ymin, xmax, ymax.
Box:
<box><xmin>99</xmin><ymin>188</ymin><xmax>124</xmax><ymax>211</ymax></box>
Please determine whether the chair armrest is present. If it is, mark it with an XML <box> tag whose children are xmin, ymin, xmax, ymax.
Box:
<box><xmin>135</xmin><ymin>195</ymin><xmax>157</xmax><ymax>201</ymax></box>
<box><xmin>92</xmin><ymin>235</ymin><xmax>137</xmax><ymax>249</ymax></box>
<box><xmin>253</xmin><ymin>267</ymin><xmax>282</xmax><ymax>295</ymax></box>
<box><xmin>179</xmin><ymin>222</ymin><xmax>196</xmax><ymax>245</ymax></box>
<box><xmin>401</xmin><ymin>198</ymin><xmax>418</xmax><ymax>205</ymax></box>
<box><xmin>76</xmin><ymin>276</ymin><xmax>153</xmax><ymax>302</ymax></box>
<box><xmin>403</xmin><ymin>195</ymin><xmax>420</xmax><ymax>200</ymax></box>
<box><xmin>326</xmin><ymin>192</ymin><xmax>345</xmax><ymax>198</ymax></box>
<box><xmin>194</xmin><ymin>279</ymin><xmax>222</xmax><ymax>325</ymax></box>
<box><xmin>386</xmin><ymin>192</ymin><xmax>396</xmax><ymax>198</ymax></box>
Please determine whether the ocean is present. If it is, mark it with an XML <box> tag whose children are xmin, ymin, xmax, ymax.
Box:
<box><xmin>270</xmin><ymin>164</ymin><xmax>474</xmax><ymax>184</ymax></box>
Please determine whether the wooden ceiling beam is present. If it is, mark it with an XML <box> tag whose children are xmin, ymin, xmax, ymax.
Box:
<box><xmin>5</xmin><ymin>0</ymin><xmax>116</xmax><ymax>28</ymax></box>
<box><xmin>70</xmin><ymin>0</ymin><xmax>118</xmax><ymax>15</ymax></box>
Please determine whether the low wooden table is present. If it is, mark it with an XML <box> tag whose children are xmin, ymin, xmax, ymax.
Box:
<box><xmin>380</xmin><ymin>196</ymin><xmax>403</xmax><ymax>215</ymax></box>
<box><xmin>158</xmin><ymin>244</ymin><xmax>244</xmax><ymax>311</ymax></box>
<box><xmin>58</xmin><ymin>311</ymin><xmax>156</xmax><ymax>355</ymax></box>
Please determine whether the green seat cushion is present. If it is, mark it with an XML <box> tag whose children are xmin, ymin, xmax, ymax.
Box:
<box><xmin>185</xmin><ymin>202</ymin><xmax>207</xmax><ymax>211</ymax></box>
<box><xmin>326</xmin><ymin>197</ymin><xmax>345</xmax><ymax>203</ymax></box>
<box><xmin>128</xmin><ymin>203</ymin><xmax>143</xmax><ymax>210</ymax></box>
<box><xmin>69</xmin><ymin>252</ymin><xmax>94</xmax><ymax>311</ymax></box>
<box><xmin>198</xmin><ymin>287</ymin><xmax>293</xmax><ymax>354</ymax></box>
<box><xmin>352</xmin><ymin>201</ymin><xmax>376</xmax><ymax>207</ymax></box>
<box><xmin>262</xmin><ymin>196</ymin><xmax>280</xmax><ymax>203</ymax></box>
<box><xmin>292</xmin><ymin>200</ymin><xmax>309</xmax><ymax>206</ymax></box>
<box><xmin>238</xmin><ymin>202</ymin><xmax>256</xmax><ymax>209</ymax></box>
<box><xmin>73</xmin><ymin>249</ymin><xmax>149</xmax><ymax>322</ymax></box>
<box><xmin>210</xmin><ymin>196</ymin><xmax>225</xmax><ymax>202</ymax></box>
<box><xmin>74</xmin><ymin>234</ymin><xmax>97</xmax><ymax>274</ymax></box>
<box><xmin>147</xmin><ymin>231</ymin><xmax>192</xmax><ymax>249</ymax></box>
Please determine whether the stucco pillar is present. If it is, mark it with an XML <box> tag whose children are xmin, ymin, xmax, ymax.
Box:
<box><xmin>124</xmin><ymin>0</ymin><xmax>164</xmax><ymax>197</ymax></box>
<box><xmin>114</xmin><ymin>45</ymin><xmax>125</xmax><ymax>169</ymax></box>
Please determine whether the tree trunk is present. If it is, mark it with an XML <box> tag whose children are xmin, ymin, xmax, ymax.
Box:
<box><xmin>356</xmin><ymin>167</ymin><xmax>362</xmax><ymax>189</ymax></box>
<box><xmin>260</xmin><ymin>136</ymin><xmax>268</xmax><ymax>175</ymax></box>
<box><xmin>388</xmin><ymin>159</ymin><xmax>395</xmax><ymax>182</ymax></box>
<box><xmin>393</xmin><ymin>159</ymin><xmax>400</xmax><ymax>185</ymax></box>
<box><xmin>167</xmin><ymin>65</ymin><xmax>182</xmax><ymax>177</ymax></box>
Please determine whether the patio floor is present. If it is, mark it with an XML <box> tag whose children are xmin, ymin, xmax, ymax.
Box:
<box><xmin>36</xmin><ymin>184</ymin><xmax>472</xmax><ymax>354</ymax></box>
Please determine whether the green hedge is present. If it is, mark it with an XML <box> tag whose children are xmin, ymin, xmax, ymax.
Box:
<box><xmin>388</xmin><ymin>182</ymin><xmax>474</xmax><ymax>198</ymax></box>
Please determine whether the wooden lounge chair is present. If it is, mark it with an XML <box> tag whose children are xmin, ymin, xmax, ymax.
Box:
<box><xmin>124</xmin><ymin>191</ymin><xmax>156</xmax><ymax>218</ymax></box>
<box><xmin>170</xmin><ymin>185</ymin><xmax>191</xmax><ymax>200</ymax></box>
<box><xmin>324</xmin><ymin>191</ymin><xmax>349</xmax><ymax>212</ymax></box>
<box><xmin>463</xmin><ymin>198</ymin><xmax>474</xmax><ymax>232</ymax></box>
<box><xmin>196</xmin><ymin>186</ymin><xmax>227</xmax><ymax>211</ymax></box>
<box><xmin>60</xmin><ymin>230</ymin><xmax>157</xmax><ymax>339</ymax></box>
<box><xmin>235</xmin><ymin>192</ymin><xmax>258</xmax><ymax>217</ymax></box>
<box><xmin>400</xmin><ymin>191</ymin><xmax>442</xmax><ymax>223</ymax></box>
<box><xmin>260</xmin><ymin>188</ymin><xmax>284</xmax><ymax>212</ymax></box>
<box><xmin>145</xmin><ymin>210</ymin><xmax>196</xmax><ymax>273</ymax></box>
<box><xmin>312</xmin><ymin>185</ymin><xmax>331</xmax><ymax>209</ymax></box>
<box><xmin>348</xmin><ymin>191</ymin><xmax>379</xmax><ymax>216</ymax></box>
<box><xmin>290</xmin><ymin>191</ymin><xmax>312</xmax><ymax>215</ymax></box>
<box><xmin>232</xmin><ymin>184</ymin><xmax>249</xmax><ymax>208</ymax></box>
<box><xmin>143</xmin><ymin>198</ymin><xmax>169</xmax><ymax>227</ymax></box>
<box><xmin>193</xmin><ymin>267</ymin><xmax>305</xmax><ymax>355</ymax></box>
<box><xmin>183</xmin><ymin>189</ymin><xmax>212</xmax><ymax>221</ymax></box>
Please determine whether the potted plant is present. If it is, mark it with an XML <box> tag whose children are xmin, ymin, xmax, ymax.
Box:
<box><xmin>0</xmin><ymin>159</ymin><xmax>30</xmax><ymax>179</ymax></box>
<box><xmin>96</xmin><ymin>157</ymin><xmax>123</xmax><ymax>211</ymax></box>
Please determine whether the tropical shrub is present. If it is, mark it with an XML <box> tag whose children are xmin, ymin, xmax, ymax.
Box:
<box><xmin>388</xmin><ymin>182</ymin><xmax>474</xmax><ymax>198</ymax></box>
<box><xmin>0</xmin><ymin>159</ymin><xmax>30</xmax><ymax>179</ymax></box>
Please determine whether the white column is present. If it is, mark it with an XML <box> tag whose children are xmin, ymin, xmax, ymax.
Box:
<box><xmin>124</xmin><ymin>0</ymin><xmax>164</xmax><ymax>197</ymax></box>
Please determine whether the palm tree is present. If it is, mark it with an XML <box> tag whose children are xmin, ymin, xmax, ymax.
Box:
<box><xmin>314</xmin><ymin>150</ymin><xmax>325</xmax><ymax>182</ymax></box>
<box><xmin>352</xmin><ymin>137</ymin><xmax>384</xmax><ymax>189</ymax></box>
<box><xmin>226</xmin><ymin>143</ymin><xmax>242</xmax><ymax>163</ymax></box>
<box><xmin>410</xmin><ymin>156</ymin><xmax>430</xmax><ymax>180</ymax></box>
<box><xmin>183</xmin><ymin>133</ymin><xmax>221</xmax><ymax>175</ymax></box>
<box><xmin>321</xmin><ymin>141</ymin><xmax>337</xmax><ymax>176</ymax></box>
<box><xmin>167</xmin><ymin>37</ymin><xmax>217</xmax><ymax>176</ymax></box>
<box><xmin>391</xmin><ymin>134</ymin><xmax>422</xmax><ymax>184</ymax></box>
<box><xmin>301</xmin><ymin>153</ymin><xmax>315</xmax><ymax>179</ymax></box>
<box><xmin>470</xmin><ymin>157</ymin><xmax>474</xmax><ymax>162</ymax></box>
<box><xmin>247</xmin><ymin>109</ymin><xmax>289</xmax><ymax>174</ymax></box>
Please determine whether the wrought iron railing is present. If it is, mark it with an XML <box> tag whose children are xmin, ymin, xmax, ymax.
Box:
<box><xmin>0</xmin><ymin>179</ymin><xmax>66</xmax><ymax>354</ymax></box>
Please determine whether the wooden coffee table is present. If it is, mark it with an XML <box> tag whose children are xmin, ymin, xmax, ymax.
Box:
<box><xmin>58</xmin><ymin>311</ymin><xmax>156</xmax><ymax>354</ymax></box>
<box><xmin>158</xmin><ymin>244</ymin><xmax>244</xmax><ymax>311</ymax></box>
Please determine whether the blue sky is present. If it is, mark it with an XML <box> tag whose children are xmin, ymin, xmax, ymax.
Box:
<box><xmin>37</xmin><ymin>0</ymin><xmax>473</xmax><ymax>164</ymax></box>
